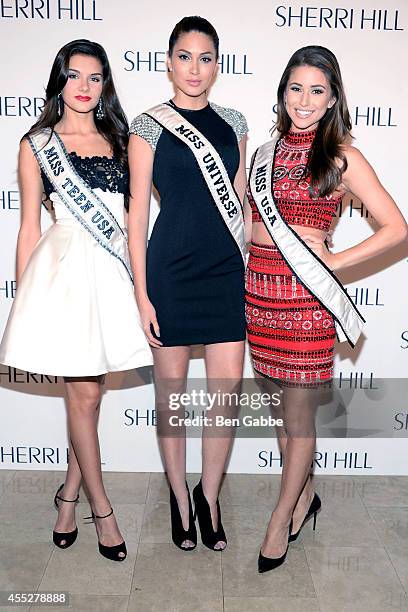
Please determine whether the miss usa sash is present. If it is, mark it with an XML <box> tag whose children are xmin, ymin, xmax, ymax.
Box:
<box><xmin>144</xmin><ymin>103</ymin><xmax>246</xmax><ymax>263</ymax></box>
<box><xmin>29</xmin><ymin>128</ymin><xmax>133</xmax><ymax>281</ymax></box>
<box><xmin>249</xmin><ymin>138</ymin><xmax>365</xmax><ymax>347</ymax></box>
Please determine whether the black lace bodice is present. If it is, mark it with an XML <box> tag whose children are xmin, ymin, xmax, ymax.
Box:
<box><xmin>41</xmin><ymin>152</ymin><xmax>129</xmax><ymax>199</ymax></box>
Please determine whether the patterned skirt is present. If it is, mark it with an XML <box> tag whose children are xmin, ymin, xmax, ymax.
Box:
<box><xmin>245</xmin><ymin>243</ymin><xmax>336</xmax><ymax>385</ymax></box>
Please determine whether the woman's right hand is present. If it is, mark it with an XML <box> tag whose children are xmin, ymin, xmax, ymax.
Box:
<box><xmin>138</xmin><ymin>297</ymin><xmax>163</xmax><ymax>348</ymax></box>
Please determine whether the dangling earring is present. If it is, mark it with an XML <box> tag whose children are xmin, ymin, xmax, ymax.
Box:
<box><xmin>96</xmin><ymin>98</ymin><xmax>104</xmax><ymax>120</ymax></box>
<box><xmin>57</xmin><ymin>94</ymin><xmax>62</xmax><ymax>117</ymax></box>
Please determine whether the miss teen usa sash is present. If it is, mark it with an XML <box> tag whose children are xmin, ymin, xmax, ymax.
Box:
<box><xmin>29</xmin><ymin>129</ymin><xmax>133</xmax><ymax>281</ymax></box>
<box><xmin>144</xmin><ymin>103</ymin><xmax>246</xmax><ymax>263</ymax></box>
<box><xmin>250</xmin><ymin>138</ymin><xmax>365</xmax><ymax>347</ymax></box>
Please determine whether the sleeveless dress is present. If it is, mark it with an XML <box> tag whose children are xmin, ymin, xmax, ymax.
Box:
<box><xmin>246</xmin><ymin>129</ymin><xmax>342</xmax><ymax>385</ymax></box>
<box><xmin>0</xmin><ymin>144</ymin><xmax>153</xmax><ymax>376</ymax></box>
<box><xmin>130</xmin><ymin>100</ymin><xmax>248</xmax><ymax>346</ymax></box>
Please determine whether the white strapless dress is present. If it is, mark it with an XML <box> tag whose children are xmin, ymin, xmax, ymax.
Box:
<box><xmin>0</xmin><ymin>190</ymin><xmax>153</xmax><ymax>376</ymax></box>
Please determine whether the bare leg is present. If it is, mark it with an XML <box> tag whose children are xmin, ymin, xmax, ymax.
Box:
<box><xmin>53</xmin><ymin>439</ymin><xmax>83</xmax><ymax>546</ymax></box>
<box><xmin>61</xmin><ymin>377</ymin><xmax>125</xmax><ymax>557</ymax></box>
<box><xmin>261</xmin><ymin>385</ymin><xmax>320</xmax><ymax>558</ymax></box>
<box><xmin>202</xmin><ymin>340</ymin><xmax>245</xmax><ymax>550</ymax></box>
<box><xmin>255</xmin><ymin>373</ymin><xmax>315</xmax><ymax>537</ymax></box>
<box><xmin>153</xmin><ymin>345</ymin><xmax>193</xmax><ymax>548</ymax></box>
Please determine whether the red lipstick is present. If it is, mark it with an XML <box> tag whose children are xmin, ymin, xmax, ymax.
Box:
<box><xmin>75</xmin><ymin>96</ymin><xmax>91</xmax><ymax>102</ymax></box>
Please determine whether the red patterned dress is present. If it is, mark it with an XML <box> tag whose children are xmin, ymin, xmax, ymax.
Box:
<box><xmin>246</xmin><ymin>129</ymin><xmax>342</xmax><ymax>385</ymax></box>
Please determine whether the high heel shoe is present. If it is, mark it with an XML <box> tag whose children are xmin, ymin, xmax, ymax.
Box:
<box><xmin>289</xmin><ymin>492</ymin><xmax>321</xmax><ymax>542</ymax></box>
<box><xmin>52</xmin><ymin>483</ymin><xmax>79</xmax><ymax>549</ymax></box>
<box><xmin>258</xmin><ymin>519</ymin><xmax>292</xmax><ymax>573</ymax></box>
<box><xmin>192</xmin><ymin>480</ymin><xmax>226</xmax><ymax>551</ymax></box>
<box><xmin>169</xmin><ymin>482</ymin><xmax>197</xmax><ymax>551</ymax></box>
<box><xmin>84</xmin><ymin>508</ymin><xmax>127</xmax><ymax>562</ymax></box>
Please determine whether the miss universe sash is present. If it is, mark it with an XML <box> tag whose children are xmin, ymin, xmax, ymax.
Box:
<box><xmin>250</xmin><ymin>138</ymin><xmax>365</xmax><ymax>347</ymax></box>
<box><xmin>144</xmin><ymin>103</ymin><xmax>246</xmax><ymax>263</ymax></box>
<box><xmin>29</xmin><ymin>128</ymin><xmax>133</xmax><ymax>281</ymax></box>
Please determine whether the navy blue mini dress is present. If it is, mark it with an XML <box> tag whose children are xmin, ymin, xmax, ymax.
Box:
<box><xmin>130</xmin><ymin>101</ymin><xmax>248</xmax><ymax>346</ymax></box>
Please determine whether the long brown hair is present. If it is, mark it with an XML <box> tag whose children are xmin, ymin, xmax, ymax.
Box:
<box><xmin>26</xmin><ymin>39</ymin><xmax>128</xmax><ymax>162</ymax></box>
<box><xmin>275</xmin><ymin>45</ymin><xmax>352</xmax><ymax>197</ymax></box>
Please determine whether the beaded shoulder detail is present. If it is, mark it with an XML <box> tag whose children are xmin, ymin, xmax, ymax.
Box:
<box><xmin>130</xmin><ymin>103</ymin><xmax>248</xmax><ymax>150</ymax></box>
<box><xmin>129</xmin><ymin>114</ymin><xmax>163</xmax><ymax>152</ymax></box>
<box><xmin>41</xmin><ymin>153</ymin><xmax>129</xmax><ymax>198</ymax></box>
<box><xmin>210</xmin><ymin>102</ymin><xmax>248</xmax><ymax>142</ymax></box>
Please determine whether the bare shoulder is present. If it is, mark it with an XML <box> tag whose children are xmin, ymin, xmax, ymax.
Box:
<box><xmin>19</xmin><ymin>136</ymin><xmax>34</xmax><ymax>156</ymax></box>
<box><xmin>339</xmin><ymin>144</ymin><xmax>368</xmax><ymax>166</ymax></box>
<box><xmin>19</xmin><ymin>136</ymin><xmax>40</xmax><ymax>172</ymax></box>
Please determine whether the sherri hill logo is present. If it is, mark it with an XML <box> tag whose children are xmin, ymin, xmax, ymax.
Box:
<box><xmin>0</xmin><ymin>97</ymin><xmax>44</xmax><ymax>117</ymax></box>
<box><xmin>0</xmin><ymin>280</ymin><xmax>16</xmax><ymax>299</ymax></box>
<box><xmin>0</xmin><ymin>190</ymin><xmax>19</xmax><ymax>210</ymax></box>
<box><xmin>272</xmin><ymin>104</ymin><xmax>397</xmax><ymax>128</ymax></box>
<box><xmin>124</xmin><ymin>51</ymin><xmax>252</xmax><ymax>75</ymax></box>
<box><xmin>259</xmin><ymin>449</ymin><xmax>373</xmax><ymax>469</ymax></box>
<box><xmin>0</xmin><ymin>0</ymin><xmax>102</xmax><ymax>20</ymax></box>
<box><xmin>0</xmin><ymin>446</ymin><xmax>69</xmax><ymax>464</ymax></box>
<box><xmin>337</xmin><ymin>196</ymin><xmax>372</xmax><ymax>219</ymax></box>
<box><xmin>274</xmin><ymin>5</ymin><xmax>404</xmax><ymax>30</ymax></box>
<box><xmin>0</xmin><ymin>366</ymin><xmax>58</xmax><ymax>383</ymax></box>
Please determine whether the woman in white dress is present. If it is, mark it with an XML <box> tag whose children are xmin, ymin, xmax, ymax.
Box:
<box><xmin>0</xmin><ymin>39</ymin><xmax>152</xmax><ymax>561</ymax></box>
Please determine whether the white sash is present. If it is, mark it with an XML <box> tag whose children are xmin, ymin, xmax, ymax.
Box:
<box><xmin>144</xmin><ymin>103</ymin><xmax>246</xmax><ymax>263</ymax></box>
<box><xmin>250</xmin><ymin>138</ymin><xmax>365</xmax><ymax>347</ymax></box>
<box><xmin>29</xmin><ymin>129</ymin><xmax>133</xmax><ymax>281</ymax></box>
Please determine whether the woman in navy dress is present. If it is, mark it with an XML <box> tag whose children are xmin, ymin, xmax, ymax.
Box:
<box><xmin>128</xmin><ymin>16</ymin><xmax>249</xmax><ymax>551</ymax></box>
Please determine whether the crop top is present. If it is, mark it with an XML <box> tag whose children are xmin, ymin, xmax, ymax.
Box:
<box><xmin>248</xmin><ymin>129</ymin><xmax>341</xmax><ymax>231</ymax></box>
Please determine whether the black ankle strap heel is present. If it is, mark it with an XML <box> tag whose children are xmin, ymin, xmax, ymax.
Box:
<box><xmin>84</xmin><ymin>507</ymin><xmax>127</xmax><ymax>562</ymax></box>
<box><xmin>52</xmin><ymin>483</ymin><xmax>79</xmax><ymax>549</ymax></box>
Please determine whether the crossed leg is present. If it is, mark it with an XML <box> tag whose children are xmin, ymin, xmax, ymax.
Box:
<box><xmin>257</xmin><ymin>376</ymin><xmax>322</xmax><ymax>558</ymax></box>
<box><xmin>55</xmin><ymin>376</ymin><xmax>125</xmax><ymax>556</ymax></box>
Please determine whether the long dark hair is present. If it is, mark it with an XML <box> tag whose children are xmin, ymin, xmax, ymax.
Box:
<box><xmin>26</xmin><ymin>39</ymin><xmax>128</xmax><ymax>161</ymax></box>
<box><xmin>168</xmin><ymin>16</ymin><xmax>219</xmax><ymax>59</ymax></box>
<box><xmin>275</xmin><ymin>45</ymin><xmax>352</xmax><ymax>197</ymax></box>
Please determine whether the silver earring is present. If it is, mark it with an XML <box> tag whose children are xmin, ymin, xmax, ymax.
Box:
<box><xmin>57</xmin><ymin>94</ymin><xmax>62</xmax><ymax>117</ymax></box>
<box><xmin>96</xmin><ymin>98</ymin><xmax>104</xmax><ymax>120</ymax></box>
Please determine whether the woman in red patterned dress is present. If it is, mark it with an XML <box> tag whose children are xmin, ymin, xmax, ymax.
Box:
<box><xmin>245</xmin><ymin>46</ymin><xmax>407</xmax><ymax>572</ymax></box>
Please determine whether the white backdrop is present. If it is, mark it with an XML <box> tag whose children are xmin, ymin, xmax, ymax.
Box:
<box><xmin>1</xmin><ymin>0</ymin><xmax>407</xmax><ymax>474</ymax></box>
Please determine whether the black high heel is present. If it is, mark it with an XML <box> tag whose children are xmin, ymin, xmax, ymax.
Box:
<box><xmin>192</xmin><ymin>480</ymin><xmax>226</xmax><ymax>551</ymax></box>
<box><xmin>289</xmin><ymin>492</ymin><xmax>321</xmax><ymax>542</ymax></box>
<box><xmin>84</xmin><ymin>508</ymin><xmax>127</xmax><ymax>562</ymax></box>
<box><xmin>258</xmin><ymin>519</ymin><xmax>292</xmax><ymax>573</ymax></box>
<box><xmin>52</xmin><ymin>483</ymin><xmax>79</xmax><ymax>549</ymax></box>
<box><xmin>169</xmin><ymin>482</ymin><xmax>197</xmax><ymax>551</ymax></box>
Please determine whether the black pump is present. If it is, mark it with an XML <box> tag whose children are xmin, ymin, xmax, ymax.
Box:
<box><xmin>289</xmin><ymin>492</ymin><xmax>321</xmax><ymax>542</ymax></box>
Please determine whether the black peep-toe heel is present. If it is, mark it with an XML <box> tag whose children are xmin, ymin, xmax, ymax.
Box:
<box><xmin>52</xmin><ymin>483</ymin><xmax>79</xmax><ymax>549</ymax></box>
<box><xmin>170</xmin><ymin>482</ymin><xmax>197</xmax><ymax>551</ymax></box>
<box><xmin>84</xmin><ymin>508</ymin><xmax>127</xmax><ymax>562</ymax></box>
<box><xmin>192</xmin><ymin>480</ymin><xmax>226</xmax><ymax>551</ymax></box>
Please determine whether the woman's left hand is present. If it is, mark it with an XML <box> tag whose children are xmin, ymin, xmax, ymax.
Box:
<box><xmin>301</xmin><ymin>234</ymin><xmax>338</xmax><ymax>271</ymax></box>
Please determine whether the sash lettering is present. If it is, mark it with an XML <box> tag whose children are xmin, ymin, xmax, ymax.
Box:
<box><xmin>249</xmin><ymin>138</ymin><xmax>365</xmax><ymax>347</ymax></box>
<box><xmin>144</xmin><ymin>104</ymin><xmax>246</xmax><ymax>263</ymax></box>
<box><xmin>29</xmin><ymin>129</ymin><xmax>132</xmax><ymax>281</ymax></box>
